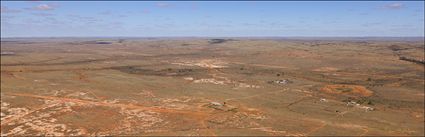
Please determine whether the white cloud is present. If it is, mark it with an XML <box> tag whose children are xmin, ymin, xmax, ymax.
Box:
<box><xmin>383</xmin><ymin>3</ymin><xmax>404</xmax><ymax>10</ymax></box>
<box><xmin>33</xmin><ymin>4</ymin><xmax>55</xmax><ymax>11</ymax></box>
<box><xmin>156</xmin><ymin>3</ymin><xmax>171</xmax><ymax>8</ymax></box>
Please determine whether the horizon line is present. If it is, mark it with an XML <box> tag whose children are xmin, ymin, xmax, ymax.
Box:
<box><xmin>2</xmin><ymin>36</ymin><xmax>424</xmax><ymax>38</ymax></box>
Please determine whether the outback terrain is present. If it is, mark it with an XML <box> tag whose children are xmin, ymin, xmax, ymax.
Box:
<box><xmin>1</xmin><ymin>38</ymin><xmax>424</xmax><ymax>136</ymax></box>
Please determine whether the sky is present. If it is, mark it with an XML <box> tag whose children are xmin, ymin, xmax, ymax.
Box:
<box><xmin>1</xmin><ymin>1</ymin><xmax>424</xmax><ymax>37</ymax></box>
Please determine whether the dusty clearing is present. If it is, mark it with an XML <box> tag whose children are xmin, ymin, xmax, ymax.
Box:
<box><xmin>321</xmin><ymin>84</ymin><xmax>373</xmax><ymax>97</ymax></box>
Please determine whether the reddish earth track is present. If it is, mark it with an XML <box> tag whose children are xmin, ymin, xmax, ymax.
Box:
<box><xmin>1</xmin><ymin>101</ymin><xmax>61</xmax><ymax>126</ymax></box>
<box><xmin>2</xmin><ymin>93</ymin><xmax>209</xmax><ymax>123</ymax></box>
<box><xmin>4</xmin><ymin>93</ymin><xmax>209</xmax><ymax>115</ymax></box>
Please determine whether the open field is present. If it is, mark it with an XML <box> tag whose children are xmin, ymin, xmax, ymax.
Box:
<box><xmin>1</xmin><ymin>38</ymin><xmax>424</xmax><ymax>136</ymax></box>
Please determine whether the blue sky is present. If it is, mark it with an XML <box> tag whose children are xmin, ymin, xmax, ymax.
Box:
<box><xmin>1</xmin><ymin>1</ymin><xmax>424</xmax><ymax>37</ymax></box>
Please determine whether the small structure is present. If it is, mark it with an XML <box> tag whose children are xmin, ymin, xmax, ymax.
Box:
<box><xmin>183</xmin><ymin>77</ymin><xmax>194</xmax><ymax>81</ymax></box>
<box><xmin>361</xmin><ymin>106</ymin><xmax>375</xmax><ymax>112</ymax></box>
<box><xmin>206</xmin><ymin>101</ymin><xmax>237</xmax><ymax>112</ymax></box>
<box><xmin>320</xmin><ymin>98</ymin><xmax>328</xmax><ymax>102</ymax></box>
<box><xmin>268</xmin><ymin>79</ymin><xmax>293</xmax><ymax>85</ymax></box>
<box><xmin>275</xmin><ymin>79</ymin><xmax>290</xmax><ymax>84</ymax></box>
<box><xmin>346</xmin><ymin>101</ymin><xmax>358</xmax><ymax>107</ymax></box>
<box><xmin>346</xmin><ymin>101</ymin><xmax>375</xmax><ymax>112</ymax></box>
<box><xmin>210</xmin><ymin>102</ymin><xmax>222</xmax><ymax>106</ymax></box>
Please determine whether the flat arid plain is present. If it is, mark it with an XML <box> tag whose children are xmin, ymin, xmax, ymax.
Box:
<box><xmin>0</xmin><ymin>38</ymin><xmax>424</xmax><ymax>136</ymax></box>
